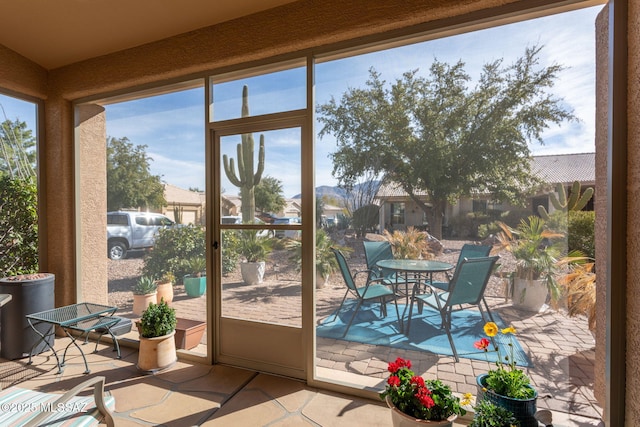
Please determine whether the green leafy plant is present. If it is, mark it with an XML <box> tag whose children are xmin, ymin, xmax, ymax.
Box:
<box><xmin>133</xmin><ymin>275</ymin><xmax>157</xmax><ymax>295</ymax></box>
<box><xmin>184</xmin><ymin>256</ymin><xmax>206</xmax><ymax>277</ymax></box>
<box><xmin>157</xmin><ymin>271</ymin><xmax>175</xmax><ymax>285</ymax></box>
<box><xmin>496</xmin><ymin>216</ymin><xmax>564</xmax><ymax>302</ymax></box>
<box><xmin>143</xmin><ymin>225</ymin><xmax>205</xmax><ymax>281</ymax></box>
<box><xmin>221</xmin><ymin>230</ymin><xmax>240</xmax><ymax>275</ymax></box>
<box><xmin>286</xmin><ymin>229</ymin><xmax>351</xmax><ymax>280</ymax></box>
<box><xmin>469</xmin><ymin>400</ymin><xmax>520</xmax><ymax>427</ymax></box>
<box><xmin>475</xmin><ymin>322</ymin><xmax>535</xmax><ymax>399</ymax></box>
<box><xmin>0</xmin><ymin>176</ymin><xmax>38</xmax><ymax>276</ymax></box>
<box><xmin>380</xmin><ymin>357</ymin><xmax>467</xmax><ymax>421</ymax></box>
<box><xmin>138</xmin><ymin>300</ymin><xmax>177</xmax><ymax>338</ymax></box>
<box><xmin>238</xmin><ymin>230</ymin><xmax>272</xmax><ymax>263</ymax></box>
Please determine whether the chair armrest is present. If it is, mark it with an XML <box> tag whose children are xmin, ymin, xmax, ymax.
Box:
<box><xmin>24</xmin><ymin>376</ymin><xmax>115</xmax><ymax>427</ymax></box>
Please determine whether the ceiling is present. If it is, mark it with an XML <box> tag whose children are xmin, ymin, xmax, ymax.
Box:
<box><xmin>0</xmin><ymin>0</ymin><xmax>297</xmax><ymax>70</ymax></box>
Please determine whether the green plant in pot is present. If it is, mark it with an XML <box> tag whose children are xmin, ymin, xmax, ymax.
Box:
<box><xmin>137</xmin><ymin>300</ymin><xmax>177</xmax><ymax>373</ymax></box>
<box><xmin>286</xmin><ymin>229</ymin><xmax>351</xmax><ymax>288</ymax></box>
<box><xmin>469</xmin><ymin>400</ymin><xmax>519</xmax><ymax>427</ymax></box>
<box><xmin>132</xmin><ymin>275</ymin><xmax>157</xmax><ymax>316</ymax></box>
<box><xmin>496</xmin><ymin>216</ymin><xmax>564</xmax><ymax>312</ymax></box>
<box><xmin>238</xmin><ymin>230</ymin><xmax>272</xmax><ymax>285</ymax></box>
<box><xmin>183</xmin><ymin>257</ymin><xmax>206</xmax><ymax>297</ymax></box>
<box><xmin>474</xmin><ymin>322</ymin><xmax>537</xmax><ymax>427</ymax></box>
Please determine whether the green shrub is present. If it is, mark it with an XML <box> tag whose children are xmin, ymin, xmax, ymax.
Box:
<box><xmin>469</xmin><ymin>400</ymin><xmax>519</xmax><ymax>427</ymax></box>
<box><xmin>143</xmin><ymin>225</ymin><xmax>205</xmax><ymax>282</ymax></box>
<box><xmin>221</xmin><ymin>230</ymin><xmax>240</xmax><ymax>276</ymax></box>
<box><xmin>0</xmin><ymin>176</ymin><xmax>38</xmax><ymax>276</ymax></box>
<box><xmin>139</xmin><ymin>300</ymin><xmax>176</xmax><ymax>338</ymax></box>
<box><xmin>568</xmin><ymin>210</ymin><xmax>595</xmax><ymax>259</ymax></box>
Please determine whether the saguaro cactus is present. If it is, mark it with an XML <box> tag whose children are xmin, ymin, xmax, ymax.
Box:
<box><xmin>223</xmin><ymin>85</ymin><xmax>265</xmax><ymax>223</ymax></box>
<box><xmin>537</xmin><ymin>180</ymin><xmax>594</xmax><ymax>219</ymax></box>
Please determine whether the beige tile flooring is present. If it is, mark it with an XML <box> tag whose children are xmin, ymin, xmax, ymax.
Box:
<box><xmin>0</xmin><ymin>339</ymin><xmax>404</xmax><ymax>426</ymax></box>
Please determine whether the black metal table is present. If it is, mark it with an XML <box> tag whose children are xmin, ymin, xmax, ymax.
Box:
<box><xmin>26</xmin><ymin>302</ymin><xmax>122</xmax><ymax>374</ymax></box>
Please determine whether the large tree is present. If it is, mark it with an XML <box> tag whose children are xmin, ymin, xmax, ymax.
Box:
<box><xmin>107</xmin><ymin>136</ymin><xmax>166</xmax><ymax>211</ymax></box>
<box><xmin>0</xmin><ymin>118</ymin><xmax>36</xmax><ymax>179</ymax></box>
<box><xmin>254</xmin><ymin>175</ymin><xmax>286</xmax><ymax>215</ymax></box>
<box><xmin>317</xmin><ymin>45</ymin><xmax>575</xmax><ymax>239</ymax></box>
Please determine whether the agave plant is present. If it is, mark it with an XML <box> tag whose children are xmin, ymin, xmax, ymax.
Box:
<box><xmin>133</xmin><ymin>275</ymin><xmax>157</xmax><ymax>295</ymax></box>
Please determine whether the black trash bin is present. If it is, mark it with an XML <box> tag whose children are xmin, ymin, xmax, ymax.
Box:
<box><xmin>0</xmin><ymin>273</ymin><xmax>55</xmax><ymax>360</ymax></box>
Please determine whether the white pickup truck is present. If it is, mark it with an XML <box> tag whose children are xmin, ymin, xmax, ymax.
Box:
<box><xmin>107</xmin><ymin>211</ymin><xmax>176</xmax><ymax>260</ymax></box>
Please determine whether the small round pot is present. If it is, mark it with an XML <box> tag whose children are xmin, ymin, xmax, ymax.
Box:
<box><xmin>156</xmin><ymin>281</ymin><xmax>174</xmax><ymax>304</ymax></box>
<box><xmin>385</xmin><ymin>396</ymin><xmax>457</xmax><ymax>427</ymax></box>
<box><xmin>476</xmin><ymin>374</ymin><xmax>538</xmax><ymax>427</ymax></box>
<box><xmin>137</xmin><ymin>330</ymin><xmax>177</xmax><ymax>374</ymax></box>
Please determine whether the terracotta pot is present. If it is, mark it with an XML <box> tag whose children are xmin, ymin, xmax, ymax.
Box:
<box><xmin>476</xmin><ymin>374</ymin><xmax>538</xmax><ymax>427</ymax></box>
<box><xmin>137</xmin><ymin>330</ymin><xmax>177</xmax><ymax>373</ymax></box>
<box><xmin>156</xmin><ymin>281</ymin><xmax>174</xmax><ymax>304</ymax></box>
<box><xmin>132</xmin><ymin>292</ymin><xmax>157</xmax><ymax>316</ymax></box>
<box><xmin>174</xmin><ymin>318</ymin><xmax>206</xmax><ymax>350</ymax></box>
<box><xmin>385</xmin><ymin>396</ymin><xmax>457</xmax><ymax>427</ymax></box>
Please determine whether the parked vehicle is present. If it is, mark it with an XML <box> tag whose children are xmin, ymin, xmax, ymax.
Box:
<box><xmin>107</xmin><ymin>211</ymin><xmax>176</xmax><ymax>260</ymax></box>
<box><xmin>273</xmin><ymin>217</ymin><xmax>301</xmax><ymax>239</ymax></box>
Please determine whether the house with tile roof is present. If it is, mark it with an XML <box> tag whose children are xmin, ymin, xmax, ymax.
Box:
<box><xmin>374</xmin><ymin>152</ymin><xmax>595</xmax><ymax>235</ymax></box>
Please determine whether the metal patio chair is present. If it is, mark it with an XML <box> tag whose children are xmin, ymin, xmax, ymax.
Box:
<box><xmin>330</xmin><ymin>248</ymin><xmax>400</xmax><ymax>337</ymax></box>
<box><xmin>407</xmin><ymin>255</ymin><xmax>499</xmax><ymax>361</ymax></box>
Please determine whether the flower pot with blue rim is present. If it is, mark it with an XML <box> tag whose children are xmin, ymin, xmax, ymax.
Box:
<box><xmin>476</xmin><ymin>374</ymin><xmax>538</xmax><ymax>427</ymax></box>
<box><xmin>183</xmin><ymin>275</ymin><xmax>206</xmax><ymax>297</ymax></box>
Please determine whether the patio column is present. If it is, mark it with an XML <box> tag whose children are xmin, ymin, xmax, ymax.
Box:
<box><xmin>75</xmin><ymin>104</ymin><xmax>108</xmax><ymax>304</ymax></box>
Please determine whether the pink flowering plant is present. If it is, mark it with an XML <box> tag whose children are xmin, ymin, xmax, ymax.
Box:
<box><xmin>380</xmin><ymin>357</ymin><xmax>467</xmax><ymax>421</ymax></box>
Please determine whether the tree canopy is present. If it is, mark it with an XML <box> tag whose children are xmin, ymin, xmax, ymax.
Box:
<box><xmin>107</xmin><ymin>136</ymin><xmax>166</xmax><ymax>211</ymax></box>
<box><xmin>254</xmin><ymin>175</ymin><xmax>286</xmax><ymax>215</ymax></box>
<box><xmin>317</xmin><ymin>45</ymin><xmax>576</xmax><ymax>238</ymax></box>
<box><xmin>0</xmin><ymin>118</ymin><xmax>36</xmax><ymax>179</ymax></box>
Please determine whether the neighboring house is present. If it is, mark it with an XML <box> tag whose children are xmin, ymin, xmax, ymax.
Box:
<box><xmin>162</xmin><ymin>183</ymin><xmax>205</xmax><ymax>225</ymax></box>
<box><xmin>276</xmin><ymin>198</ymin><xmax>302</xmax><ymax>218</ymax></box>
<box><xmin>374</xmin><ymin>153</ymin><xmax>595</xmax><ymax>233</ymax></box>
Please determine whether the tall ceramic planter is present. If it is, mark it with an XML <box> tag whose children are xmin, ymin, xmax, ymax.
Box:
<box><xmin>156</xmin><ymin>281</ymin><xmax>174</xmax><ymax>304</ymax></box>
<box><xmin>137</xmin><ymin>330</ymin><xmax>177</xmax><ymax>373</ymax></box>
<box><xmin>476</xmin><ymin>374</ymin><xmax>538</xmax><ymax>427</ymax></box>
<box><xmin>384</xmin><ymin>396</ymin><xmax>456</xmax><ymax>427</ymax></box>
<box><xmin>512</xmin><ymin>278</ymin><xmax>548</xmax><ymax>312</ymax></box>
<box><xmin>183</xmin><ymin>275</ymin><xmax>206</xmax><ymax>297</ymax></box>
<box><xmin>133</xmin><ymin>292</ymin><xmax>157</xmax><ymax>316</ymax></box>
<box><xmin>240</xmin><ymin>261</ymin><xmax>265</xmax><ymax>285</ymax></box>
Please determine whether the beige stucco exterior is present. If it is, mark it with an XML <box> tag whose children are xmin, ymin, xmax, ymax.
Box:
<box><xmin>1</xmin><ymin>0</ymin><xmax>634</xmax><ymax>423</ymax></box>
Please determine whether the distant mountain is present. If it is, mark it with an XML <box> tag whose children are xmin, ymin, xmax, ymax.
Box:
<box><xmin>291</xmin><ymin>182</ymin><xmax>380</xmax><ymax>205</ymax></box>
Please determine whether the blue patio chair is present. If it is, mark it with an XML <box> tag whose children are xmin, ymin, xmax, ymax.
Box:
<box><xmin>363</xmin><ymin>241</ymin><xmax>418</xmax><ymax>292</ymax></box>
<box><xmin>330</xmin><ymin>248</ymin><xmax>400</xmax><ymax>337</ymax></box>
<box><xmin>429</xmin><ymin>243</ymin><xmax>492</xmax><ymax>291</ymax></box>
<box><xmin>406</xmin><ymin>255</ymin><xmax>499</xmax><ymax>361</ymax></box>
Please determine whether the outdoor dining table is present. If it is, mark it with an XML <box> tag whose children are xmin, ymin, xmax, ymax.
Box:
<box><xmin>376</xmin><ymin>259</ymin><xmax>453</xmax><ymax>332</ymax></box>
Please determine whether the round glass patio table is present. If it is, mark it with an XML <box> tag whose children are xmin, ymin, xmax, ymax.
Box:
<box><xmin>376</xmin><ymin>259</ymin><xmax>453</xmax><ymax>332</ymax></box>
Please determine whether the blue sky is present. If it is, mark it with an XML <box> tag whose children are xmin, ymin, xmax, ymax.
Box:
<box><xmin>0</xmin><ymin>5</ymin><xmax>602</xmax><ymax>199</ymax></box>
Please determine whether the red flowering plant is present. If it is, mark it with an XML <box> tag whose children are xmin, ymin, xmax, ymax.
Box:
<box><xmin>380</xmin><ymin>357</ymin><xmax>468</xmax><ymax>421</ymax></box>
<box><xmin>475</xmin><ymin>322</ymin><xmax>536</xmax><ymax>399</ymax></box>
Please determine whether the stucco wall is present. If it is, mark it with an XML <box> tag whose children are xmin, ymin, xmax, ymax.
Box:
<box><xmin>627</xmin><ymin>1</ymin><xmax>640</xmax><ymax>424</ymax></box>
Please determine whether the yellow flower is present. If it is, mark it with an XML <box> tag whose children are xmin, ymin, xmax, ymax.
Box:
<box><xmin>483</xmin><ymin>322</ymin><xmax>499</xmax><ymax>337</ymax></box>
<box><xmin>501</xmin><ymin>325</ymin><xmax>517</xmax><ymax>335</ymax></box>
<box><xmin>461</xmin><ymin>392</ymin><xmax>473</xmax><ymax>406</ymax></box>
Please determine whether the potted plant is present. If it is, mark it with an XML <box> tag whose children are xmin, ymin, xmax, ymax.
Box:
<box><xmin>496</xmin><ymin>216</ymin><xmax>564</xmax><ymax>312</ymax></box>
<box><xmin>474</xmin><ymin>322</ymin><xmax>537</xmax><ymax>427</ymax></box>
<box><xmin>286</xmin><ymin>229</ymin><xmax>351</xmax><ymax>289</ymax></box>
<box><xmin>132</xmin><ymin>275</ymin><xmax>157</xmax><ymax>316</ymax></box>
<box><xmin>469</xmin><ymin>400</ymin><xmax>519</xmax><ymax>427</ymax></box>
<box><xmin>182</xmin><ymin>257</ymin><xmax>206</xmax><ymax>297</ymax></box>
<box><xmin>238</xmin><ymin>230</ymin><xmax>272</xmax><ymax>285</ymax></box>
<box><xmin>155</xmin><ymin>271</ymin><xmax>175</xmax><ymax>304</ymax></box>
<box><xmin>380</xmin><ymin>357</ymin><xmax>467</xmax><ymax>426</ymax></box>
<box><xmin>137</xmin><ymin>300</ymin><xmax>177</xmax><ymax>373</ymax></box>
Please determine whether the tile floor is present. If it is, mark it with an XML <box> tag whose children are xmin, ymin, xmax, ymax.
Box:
<box><xmin>0</xmin><ymin>335</ymin><xmax>604</xmax><ymax>426</ymax></box>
